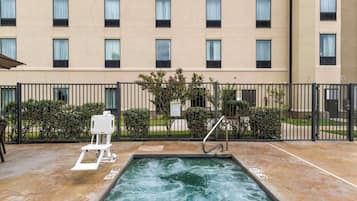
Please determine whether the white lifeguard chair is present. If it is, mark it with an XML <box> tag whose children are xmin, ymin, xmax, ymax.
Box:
<box><xmin>71</xmin><ymin>111</ymin><xmax>117</xmax><ymax>171</ymax></box>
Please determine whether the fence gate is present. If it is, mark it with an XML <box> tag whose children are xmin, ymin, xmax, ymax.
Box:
<box><xmin>313</xmin><ymin>84</ymin><xmax>355</xmax><ymax>141</ymax></box>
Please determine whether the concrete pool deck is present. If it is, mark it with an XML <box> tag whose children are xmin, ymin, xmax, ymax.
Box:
<box><xmin>0</xmin><ymin>141</ymin><xmax>357</xmax><ymax>201</ymax></box>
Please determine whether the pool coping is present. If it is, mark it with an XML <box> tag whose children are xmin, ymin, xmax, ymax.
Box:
<box><xmin>98</xmin><ymin>154</ymin><xmax>280</xmax><ymax>201</ymax></box>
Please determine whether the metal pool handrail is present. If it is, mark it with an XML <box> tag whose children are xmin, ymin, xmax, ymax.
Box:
<box><xmin>202</xmin><ymin>116</ymin><xmax>225</xmax><ymax>154</ymax></box>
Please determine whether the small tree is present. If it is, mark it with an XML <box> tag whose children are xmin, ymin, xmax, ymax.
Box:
<box><xmin>206</xmin><ymin>77</ymin><xmax>236</xmax><ymax>116</ymax></box>
<box><xmin>137</xmin><ymin>68</ymin><xmax>204</xmax><ymax>136</ymax></box>
<box><xmin>267</xmin><ymin>87</ymin><xmax>288</xmax><ymax>120</ymax></box>
<box><xmin>268</xmin><ymin>88</ymin><xmax>286</xmax><ymax>108</ymax></box>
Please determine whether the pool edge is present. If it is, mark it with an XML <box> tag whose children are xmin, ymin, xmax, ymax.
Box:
<box><xmin>230</xmin><ymin>155</ymin><xmax>280</xmax><ymax>201</ymax></box>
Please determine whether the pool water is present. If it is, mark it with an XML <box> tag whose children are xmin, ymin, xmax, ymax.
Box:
<box><xmin>105</xmin><ymin>158</ymin><xmax>273</xmax><ymax>201</ymax></box>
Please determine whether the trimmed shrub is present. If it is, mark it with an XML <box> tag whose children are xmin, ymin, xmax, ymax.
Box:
<box><xmin>56</xmin><ymin>106</ymin><xmax>83</xmax><ymax>139</ymax></box>
<box><xmin>236</xmin><ymin>101</ymin><xmax>251</xmax><ymax>116</ymax></box>
<box><xmin>223</xmin><ymin>100</ymin><xmax>251</xmax><ymax>117</ymax></box>
<box><xmin>123</xmin><ymin>109</ymin><xmax>150</xmax><ymax>137</ymax></box>
<box><xmin>32</xmin><ymin>100</ymin><xmax>65</xmax><ymax>138</ymax></box>
<box><xmin>184</xmin><ymin>107</ymin><xmax>209</xmax><ymax>138</ymax></box>
<box><xmin>3</xmin><ymin>100</ymin><xmax>106</xmax><ymax>140</ymax></box>
<box><xmin>250</xmin><ymin>108</ymin><xmax>281</xmax><ymax>139</ymax></box>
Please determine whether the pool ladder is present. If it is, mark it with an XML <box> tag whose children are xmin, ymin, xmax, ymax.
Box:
<box><xmin>202</xmin><ymin>116</ymin><xmax>227</xmax><ymax>154</ymax></box>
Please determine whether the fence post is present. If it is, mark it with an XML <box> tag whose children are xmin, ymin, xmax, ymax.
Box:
<box><xmin>348</xmin><ymin>84</ymin><xmax>354</xmax><ymax>141</ymax></box>
<box><xmin>16</xmin><ymin>82</ymin><xmax>22</xmax><ymax>144</ymax></box>
<box><xmin>288</xmin><ymin>82</ymin><xmax>292</xmax><ymax>112</ymax></box>
<box><xmin>213</xmin><ymin>82</ymin><xmax>219</xmax><ymax>139</ymax></box>
<box><xmin>311</xmin><ymin>83</ymin><xmax>317</xmax><ymax>142</ymax></box>
<box><xmin>116</xmin><ymin>82</ymin><xmax>121</xmax><ymax>141</ymax></box>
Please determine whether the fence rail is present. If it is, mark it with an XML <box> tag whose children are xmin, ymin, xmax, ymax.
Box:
<box><xmin>0</xmin><ymin>82</ymin><xmax>355</xmax><ymax>143</ymax></box>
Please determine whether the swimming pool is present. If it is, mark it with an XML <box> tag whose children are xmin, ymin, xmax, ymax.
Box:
<box><xmin>105</xmin><ymin>157</ymin><xmax>274</xmax><ymax>201</ymax></box>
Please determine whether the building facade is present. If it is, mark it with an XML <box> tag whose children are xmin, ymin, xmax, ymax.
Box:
<box><xmin>0</xmin><ymin>0</ymin><xmax>355</xmax><ymax>84</ymax></box>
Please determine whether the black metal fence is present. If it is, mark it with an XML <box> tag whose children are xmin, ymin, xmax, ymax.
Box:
<box><xmin>0</xmin><ymin>82</ymin><xmax>355</xmax><ymax>143</ymax></box>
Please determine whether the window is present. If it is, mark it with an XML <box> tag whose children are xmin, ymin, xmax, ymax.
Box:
<box><xmin>105</xmin><ymin>88</ymin><xmax>117</xmax><ymax>111</ymax></box>
<box><xmin>105</xmin><ymin>0</ymin><xmax>120</xmax><ymax>27</ymax></box>
<box><xmin>320</xmin><ymin>0</ymin><xmax>336</xmax><ymax>21</ymax></box>
<box><xmin>206</xmin><ymin>40</ymin><xmax>221</xmax><ymax>68</ymax></box>
<box><xmin>0</xmin><ymin>0</ymin><xmax>16</xmax><ymax>26</ymax></box>
<box><xmin>0</xmin><ymin>88</ymin><xmax>15</xmax><ymax>112</ymax></box>
<box><xmin>156</xmin><ymin>39</ymin><xmax>171</xmax><ymax>68</ymax></box>
<box><xmin>191</xmin><ymin>88</ymin><xmax>206</xmax><ymax>108</ymax></box>
<box><xmin>206</xmin><ymin>0</ymin><xmax>221</xmax><ymax>28</ymax></box>
<box><xmin>325</xmin><ymin>89</ymin><xmax>338</xmax><ymax>100</ymax></box>
<box><xmin>53</xmin><ymin>88</ymin><xmax>69</xmax><ymax>104</ymax></box>
<box><xmin>256</xmin><ymin>40</ymin><xmax>271</xmax><ymax>68</ymax></box>
<box><xmin>320</xmin><ymin>34</ymin><xmax>336</xmax><ymax>65</ymax></box>
<box><xmin>256</xmin><ymin>0</ymin><xmax>271</xmax><ymax>28</ymax></box>
<box><xmin>105</xmin><ymin>39</ymin><xmax>120</xmax><ymax>68</ymax></box>
<box><xmin>156</xmin><ymin>0</ymin><xmax>170</xmax><ymax>27</ymax></box>
<box><xmin>0</xmin><ymin>38</ymin><xmax>16</xmax><ymax>59</ymax></box>
<box><xmin>53</xmin><ymin>39</ymin><xmax>69</xmax><ymax>68</ymax></box>
<box><xmin>53</xmin><ymin>0</ymin><xmax>68</xmax><ymax>26</ymax></box>
<box><xmin>242</xmin><ymin>90</ymin><xmax>256</xmax><ymax>107</ymax></box>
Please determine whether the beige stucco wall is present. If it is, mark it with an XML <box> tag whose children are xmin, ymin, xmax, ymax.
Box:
<box><xmin>292</xmin><ymin>0</ymin><xmax>316</xmax><ymax>83</ymax></box>
<box><xmin>0</xmin><ymin>0</ymin><xmax>289</xmax><ymax>84</ymax></box>
<box><xmin>341</xmin><ymin>0</ymin><xmax>357</xmax><ymax>83</ymax></box>
<box><xmin>292</xmin><ymin>0</ymin><xmax>341</xmax><ymax>83</ymax></box>
<box><xmin>316</xmin><ymin>0</ymin><xmax>341</xmax><ymax>83</ymax></box>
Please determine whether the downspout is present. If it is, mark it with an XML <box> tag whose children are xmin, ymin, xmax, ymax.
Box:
<box><xmin>288</xmin><ymin>0</ymin><xmax>293</xmax><ymax>111</ymax></box>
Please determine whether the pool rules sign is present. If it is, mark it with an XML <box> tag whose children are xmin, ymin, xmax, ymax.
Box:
<box><xmin>170</xmin><ymin>100</ymin><xmax>181</xmax><ymax>117</ymax></box>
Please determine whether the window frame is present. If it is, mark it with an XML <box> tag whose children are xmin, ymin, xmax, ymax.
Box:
<box><xmin>206</xmin><ymin>40</ymin><xmax>222</xmax><ymax>68</ymax></box>
<box><xmin>53</xmin><ymin>0</ymin><xmax>69</xmax><ymax>27</ymax></box>
<box><xmin>53</xmin><ymin>87</ymin><xmax>69</xmax><ymax>104</ymax></box>
<box><xmin>256</xmin><ymin>40</ymin><xmax>272</xmax><ymax>68</ymax></box>
<box><xmin>156</xmin><ymin>39</ymin><xmax>171</xmax><ymax>68</ymax></box>
<box><xmin>104</xmin><ymin>0</ymin><xmax>120</xmax><ymax>27</ymax></box>
<box><xmin>105</xmin><ymin>39</ymin><xmax>121</xmax><ymax>68</ymax></box>
<box><xmin>53</xmin><ymin>39</ymin><xmax>69</xmax><ymax>68</ymax></box>
<box><xmin>0</xmin><ymin>87</ymin><xmax>16</xmax><ymax>112</ymax></box>
<box><xmin>242</xmin><ymin>89</ymin><xmax>257</xmax><ymax>107</ymax></box>
<box><xmin>155</xmin><ymin>0</ymin><xmax>171</xmax><ymax>28</ymax></box>
<box><xmin>206</xmin><ymin>0</ymin><xmax>221</xmax><ymax>28</ymax></box>
<box><xmin>105</xmin><ymin>88</ymin><xmax>117</xmax><ymax>111</ymax></box>
<box><xmin>320</xmin><ymin>34</ymin><xmax>336</xmax><ymax>66</ymax></box>
<box><xmin>0</xmin><ymin>0</ymin><xmax>16</xmax><ymax>26</ymax></box>
<box><xmin>0</xmin><ymin>38</ymin><xmax>17</xmax><ymax>59</ymax></box>
<box><xmin>256</xmin><ymin>0</ymin><xmax>271</xmax><ymax>28</ymax></box>
<box><xmin>320</xmin><ymin>0</ymin><xmax>337</xmax><ymax>21</ymax></box>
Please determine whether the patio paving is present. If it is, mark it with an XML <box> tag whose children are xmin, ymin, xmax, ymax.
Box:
<box><xmin>0</xmin><ymin>141</ymin><xmax>357</xmax><ymax>201</ymax></box>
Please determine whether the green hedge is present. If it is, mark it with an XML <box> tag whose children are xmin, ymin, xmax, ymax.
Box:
<box><xmin>184</xmin><ymin>107</ymin><xmax>209</xmax><ymax>138</ymax></box>
<box><xmin>250</xmin><ymin>108</ymin><xmax>281</xmax><ymax>139</ymax></box>
<box><xmin>4</xmin><ymin>100</ymin><xmax>105</xmax><ymax>140</ymax></box>
<box><xmin>123</xmin><ymin>109</ymin><xmax>149</xmax><ymax>137</ymax></box>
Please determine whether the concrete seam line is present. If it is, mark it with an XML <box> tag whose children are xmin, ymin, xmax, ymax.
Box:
<box><xmin>268</xmin><ymin>143</ymin><xmax>357</xmax><ymax>189</ymax></box>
